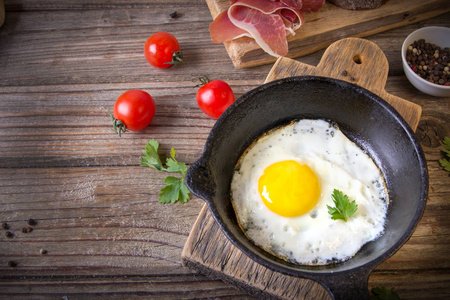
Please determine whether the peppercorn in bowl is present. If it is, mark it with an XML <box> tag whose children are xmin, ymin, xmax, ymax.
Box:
<box><xmin>402</xmin><ymin>26</ymin><xmax>450</xmax><ymax>97</ymax></box>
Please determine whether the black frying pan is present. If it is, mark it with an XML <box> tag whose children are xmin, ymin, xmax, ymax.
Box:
<box><xmin>185</xmin><ymin>76</ymin><xmax>428</xmax><ymax>299</ymax></box>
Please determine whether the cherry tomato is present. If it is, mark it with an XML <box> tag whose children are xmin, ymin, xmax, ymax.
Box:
<box><xmin>111</xmin><ymin>90</ymin><xmax>156</xmax><ymax>136</ymax></box>
<box><xmin>144</xmin><ymin>32</ymin><xmax>182</xmax><ymax>68</ymax></box>
<box><xmin>196</xmin><ymin>76</ymin><xmax>235</xmax><ymax>119</ymax></box>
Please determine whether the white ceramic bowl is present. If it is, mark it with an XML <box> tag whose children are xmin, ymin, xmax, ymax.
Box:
<box><xmin>401</xmin><ymin>26</ymin><xmax>450</xmax><ymax>97</ymax></box>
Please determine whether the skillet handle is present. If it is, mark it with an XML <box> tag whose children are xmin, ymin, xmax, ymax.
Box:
<box><xmin>319</xmin><ymin>268</ymin><xmax>370</xmax><ymax>300</ymax></box>
<box><xmin>185</xmin><ymin>158</ymin><xmax>215</xmax><ymax>202</ymax></box>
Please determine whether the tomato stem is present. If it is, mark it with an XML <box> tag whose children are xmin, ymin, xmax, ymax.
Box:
<box><xmin>164</xmin><ymin>51</ymin><xmax>183</xmax><ymax>66</ymax></box>
<box><xmin>109</xmin><ymin>112</ymin><xmax>127</xmax><ymax>137</ymax></box>
<box><xmin>196</xmin><ymin>76</ymin><xmax>211</xmax><ymax>87</ymax></box>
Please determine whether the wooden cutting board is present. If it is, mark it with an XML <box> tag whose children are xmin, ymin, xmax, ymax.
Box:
<box><xmin>205</xmin><ymin>0</ymin><xmax>450</xmax><ymax>68</ymax></box>
<box><xmin>181</xmin><ymin>38</ymin><xmax>422</xmax><ymax>299</ymax></box>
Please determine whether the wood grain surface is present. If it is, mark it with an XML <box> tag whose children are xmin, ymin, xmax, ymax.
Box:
<box><xmin>0</xmin><ymin>1</ymin><xmax>449</xmax><ymax>299</ymax></box>
<box><xmin>0</xmin><ymin>0</ymin><xmax>4</xmax><ymax>27</ymax></box>
<box><xmin>205</xmin><ymin>0</ymin><xmax>450</xmax><ymax>68</ymax></box>
<box><xmin>181</xmin><ymin>38</ymin><xmax>423</xmax><ymax>299</ymax></box>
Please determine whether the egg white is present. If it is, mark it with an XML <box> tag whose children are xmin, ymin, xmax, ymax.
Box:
<box><xmin>230</xmin><ymin>119</ymin><xmax>388</xmax><ymax>265</ymax></box>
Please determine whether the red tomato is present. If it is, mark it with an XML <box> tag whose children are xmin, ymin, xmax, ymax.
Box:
<box><xmin>196</xmin><ymin>77</ymin><xmax>235</xmax><ymax>119</ymax></box>
<box><xmin>144</xmin><ymin>32</ymin><xmax>182</xmax><ymax>68</ymax></box>
<box><xmin>111</xmin><ymin>90</ymin><xmax>156</xmax><ymax>136</ymax></box>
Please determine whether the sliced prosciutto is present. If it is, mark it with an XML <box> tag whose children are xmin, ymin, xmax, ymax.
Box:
<box><xmin>209</xmin><ymin>0</ymin><xmax>325</xmax><ymax>57</ymax></box>
<box><xmin>301</xmin><ymin>0</ymin><xmax>326</xmax><ymax>12</ymax></box>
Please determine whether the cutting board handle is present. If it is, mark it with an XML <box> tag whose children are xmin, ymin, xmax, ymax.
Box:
<box><xmin>316</xmin><ymin>38</ymin><xmax>389</xmax><ymax>95</ymax></box>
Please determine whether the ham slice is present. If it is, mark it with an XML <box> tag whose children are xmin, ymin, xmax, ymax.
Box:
<box><xmin>209</xmin><ymin>0</ymin><xmax>325</xmax><ymax>57</ymax></box>
<box><xmin>301</xmin><ymin>0</ymin><xmax>327</xmax><ymax>12</ymax></box>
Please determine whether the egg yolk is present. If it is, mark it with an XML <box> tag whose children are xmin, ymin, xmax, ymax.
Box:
<box><xmin>258</xmin><ymin>160</ymin><xmax>320</xmax><ymax>217</ymax></box>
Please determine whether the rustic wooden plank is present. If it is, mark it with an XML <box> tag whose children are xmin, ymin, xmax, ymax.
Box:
<box><xmin>0</xmin><ymin>6</ymin><xmax>240</xmax><ymax>86</ymax></box>
<box><xmin>3</xmin><ymin>0</ymin><xmax>206</xmax><ymax>10</ymax></box>
<box><xmin>205</xmin><ymin>0</ymin><xmax>450</xmax><ymax>68</ymax></box>
<box><xmin>0</xmin><ymin>82</ymin><xmax>214</xmax><ymax>168</ymax></box>
<box><xmin>0</xmin><ymin>275</ymin><xmax>255</xmax><ymax>299</ymax></box>
<box><xmin>0</xmin><ymin>1</ymin><xmax>449</xmax><ymax>299</ymax></box>
<box><xmin>0</xmin><ymin>0</ymin><xmax>4</xmax><ymax>27</ymax></box>
<box><xmin>0</xmin><ymin>166</ymin><xmax>199</xmax><ymax>274</ymax></box>
<box><xmin>0</xmin><ymin>165</ymin><xmax>255</xmax><ymax>298</ymax></box>
<box><xmin>0</xmin><ymin>0</ymin><xmax>273</xmax><ymax>87</ymax></box>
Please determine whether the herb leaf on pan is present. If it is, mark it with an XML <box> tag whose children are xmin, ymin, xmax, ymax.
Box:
<box><xmin>327</xmin><ymin>189</ymin><xmax>358</xmax><ymax>222</ymax></box>
<box><xmin>141</xmin><ymin>139</ymin><xmax>190</xmax><ymax>204</ymax></box>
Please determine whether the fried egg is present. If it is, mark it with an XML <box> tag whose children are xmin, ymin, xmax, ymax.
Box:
<box><xmin>230</xmin><ymin>119</ymin><xmax>388</xmax><ymax>265</ymax></box>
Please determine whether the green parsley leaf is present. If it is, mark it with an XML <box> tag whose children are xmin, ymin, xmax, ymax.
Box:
<box><xmin>439</xmin><ymin>136</ymin><xmax>450</xmax><ymax>172</ymax></box>
<box><xmin>440</xmin><ymin>159</ymin><xmax>450</xmax><ymax>172</ymax></box>
<box><xmin>327</xmin><ymin>189</ymin><xmax>358</xmax><ymax>222</ymax></box>
<box><xmin>165</xmin><ymin>147</ymin><xmax>187</xmax><ymax>174</ymax></box>
<box><xmin>159</xmin><ymin>176</ymin><xmax>190</xmax><ymax>204</ymax></box>
<box><xmin>370</xmin><ymin>286</ymin><xmax>401</xmax><ymax>300</ymax></box>
<box><xmin>141</xmin><ymin>139</ymin><xmax>164</xmax><ymax>171</ymax></box>
<box><xmin>141</xmin><ymin>139</ymin><xmax>190</xmax><ymax>204</ymax></box>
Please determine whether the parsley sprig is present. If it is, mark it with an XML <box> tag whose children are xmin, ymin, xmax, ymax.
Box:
<box><xmin>141</xmin><ymin>139</ymin><xmax>190</xmax><ymax>204</ymax></box>
<box><xmin>327</xmin><ymin>189</ymin><xmax>358</xmax><ymax>222</ymax></box>
<box><xmin>439</xmin><ymin>136</ymin><xmax>450</xmax><ymax>172</ymax></box>
<box><xmin>370</xmin><ymin>286</ymin><xmax>401</xmax><ymax>300</ymax></box>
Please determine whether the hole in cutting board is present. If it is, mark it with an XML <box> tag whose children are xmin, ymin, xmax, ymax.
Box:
<box><xmin>353</xmin><ymin>54</ymin><xmax>362</xmax><ymax>64</ymax></box>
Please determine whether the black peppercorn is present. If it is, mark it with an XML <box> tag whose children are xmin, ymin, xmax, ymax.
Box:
<box><xmin>27</xmin><ymin>219</ymin><xmax>37</xmax><ymax>226</ymax></box>
<box><xmin>22</xmin><ymin>227</ymin><xmax>33</xmax><ymax>233</ymax></box>
<box><xmin>8</xmin><ymin>261</ymin><xmax>17</xmax><ymax>267</ymax></box>
<box><xmin>5</xmin><ymin>231</ymin><xmax>13</xmax><ymax>238</ymax></box>
<box><xmin>1</xmin><ymin>222</ymin><xmax>9</xmax><ymax>230</ymax></box>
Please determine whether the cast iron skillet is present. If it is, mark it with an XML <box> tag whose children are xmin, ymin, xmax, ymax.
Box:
<box><xmin>185</xmin><ymin>76</ymin><xmax>428</xmax><ymax>299</ymax></box>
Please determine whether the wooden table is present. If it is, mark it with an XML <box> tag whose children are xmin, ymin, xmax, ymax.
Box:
<box><xmin>0</xmin><ymin>1</ymin><xmax>448</xmax><ymax>299</ymax></box>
